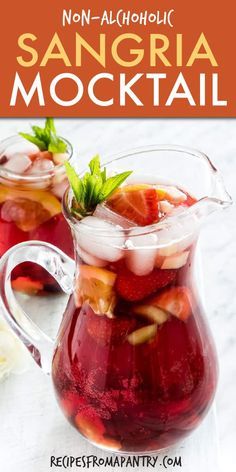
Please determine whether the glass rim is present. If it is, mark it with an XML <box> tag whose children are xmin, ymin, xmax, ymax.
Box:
<box><xmin>62</xmin><ymin>144</ymin><xmax>232</xmax><ymax>238</ymax></box>
<box><xmin>0</xmin><ymin>134</ymin><xmax>73</xmax><ymax>182</ymax></box>
<box><xmin>102</xmin><ymin>143</ymin><xmax>218</xmax><ymax>172</ymax></box>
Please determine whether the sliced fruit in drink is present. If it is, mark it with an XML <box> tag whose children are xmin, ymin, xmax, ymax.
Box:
<box><xmin>0</xmin><ymin>188</ymin><xmax>61</xmax><ymax>231</ymax></box>
<box><xmin>151</xmin><ymin>287</ymin><xmax>192</xmax><ymax>321</ymax></box>
<box><xmin>11</xmin><ymin>277</ymin><xmax>44</xmax><ymax>294</ymax></box>
<box><xmin>159</xmin><ymin>200</ymin><xmax>174</xmax><ymax>215</ymax></box>
<box><xmin>0</xmin><ymin>186</ymin><xmax>61</xmax><ymax>210</ymax></box>
<box><xmin>161</xmin><ymin>251</ymin><xmax>189</xmax><ymax>269</ymax></box>
<box><xmin>127</xmin><ymin>324</ymin><xmax>157</xmax><ymax>345</ymax></box>
<box><xmin>115</xmin><ymin>264</ymin><xmax>176</xmax><ymax>302</ymax></box>
<box><xmin>107</xmin><ymin>185</ymin><xmax>159</xmax><ymax>226</ymax></box>
<box><xmin>133</xmin><ymin>304</ymin><xmax>169</xmax><ymax>324</ymax></box>
<box><xmin>87</xmin><ymin>312</ymin><xmax>136</xmax><ymax>346</ymax></box>
<box><xmin>98</xmin><ymin>437</ymin><xmax>122</xmax><ymax>450</ymax></box>
<box><xmin>1</xmin><ymin>199</ymin><xmax>51</xmax><ymax>232</ymax></box>
<box><xmin>75</xmin><ymin>408</ymin><xmax>105</xmax><ymax>441</ymax></box>
<box><xmin>1</xmin><ymin>200</ymin><xmax>44</xmax><ymax>232</ymax></box>
<box><xmin>75</xmin><ymin>265</ymin><xmax>117</xmax><ymax>317</ymax></box>
<box><xmin>156</xmin><ymin>185</ymin><xmax>187</xmax><ymax>204</ymax></box>
<box><xmin>155</xmin><ymin>188</ymin><xmax>166</xmax><ymax>200</ymax></box>
<box><xmin>75</xmin><ymin>407</ymin><xmax>121</xmax><ymax>451</ymax></box>
<box><xmin>30</xmin><ymin>150</ymin><xmax>53</xmax><ymax>161</ymax></box>
<box><xmin>52</xmin><ymin>152</ymin><xmax>69</xmax><ymax>165</ymax></box>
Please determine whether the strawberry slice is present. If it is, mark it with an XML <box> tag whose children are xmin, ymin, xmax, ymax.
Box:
<box><xmin>115</xmin><ymin>265</ymin><xmax>177</xmax><ymax>302</ymax></box>
<box><xmin>107</xmin><ymin>185</ymin><xmax>159</xmax><ymax>226</ymax></box>
<box><xmin>30</xmin><ymin>150</ymin><xmax>53</xmax><ymax>161</ymax></box>
<box><xmin>151</xmin><ymin>286</ymin><xmax>192</xmax><ymax>321</ymax></box>
<box><xmin>87</xmin><ymin>311</ymin><xmax>136</xmax><ymax>346</ymax></box>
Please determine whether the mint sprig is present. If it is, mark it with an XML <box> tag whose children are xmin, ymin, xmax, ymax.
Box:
<box><xmin>19</xmin><ymin>118</ymin><xmax>68</xmax><ymax>153</ymax></box>
<box><xmin>65</xmin><ymin>155</ymin><xmax>132</xmax><ymax>217</ymax></box>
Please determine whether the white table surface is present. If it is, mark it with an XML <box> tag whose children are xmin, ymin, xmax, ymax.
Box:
<box><xmin>0</xmin><ymin>118</ymin><xmax>235</xmax><ymax>471</ymax></box>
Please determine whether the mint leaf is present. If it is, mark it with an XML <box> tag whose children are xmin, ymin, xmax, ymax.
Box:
<box><xmin>101</xmin><ymin>167</ymin><xmax>106</xmax><ymax>183</ymax></box>
<box><xmin>65</xmin><ymin>155</ymin><xmax>132</xmax><ymax>217</ymax></box>
<box><xmin>45</xmin><ymin>118</ymin><xmax>56</xmax><ymax>134</ymax></box>
<box><xmin>48</xmin><ymin>135</ymin><xmax>67</xmax><ymax>153</ymax></box>
<box><xmin>19</xmin><ymin>132</ymin><xmax>47</xmax><ymax>151</ymax></box>
<box><xmin>64</xmin><ymin>162</ymin><xmax>84</xmax><ymax>204</ymax></box>
<box><xmin>89</xmin><ymin>155</ymin><xmax>100</xmax><ymax>176</ymax></box>
<box><xmin>19</xmin><ymin>118</ymin><xmax>68</xmax><ymax>154</ymax></box>
<box><xmin>31</xmin><ymin>126</ymin><xmax>48</xmax><ymax>141</ymax></box>
<box><xmin>100</xmin><ymin>172</ymin><xmax>132</xmax><ymax>200</ymax></box>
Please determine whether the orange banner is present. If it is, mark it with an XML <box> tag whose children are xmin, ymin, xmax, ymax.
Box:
<box><xmin>0</xmin><ymin>0</ymin><xmax>235</xmax><ymax>116</ymax></box>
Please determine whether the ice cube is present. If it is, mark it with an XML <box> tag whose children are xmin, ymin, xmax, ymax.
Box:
<box><xmin>4</xmin><ymin>141</ymin><xmax>39</xmax><ymax>158</ymax></box>
<box><xmin>76</xmin><ymin>244</ymin><xmax>107</xmax><ymax>267</ymax></box>
<box><xmin>157</xmin><ymin>216</ymin><xmax>197</xmax><ymax>256</ymax></box>
<box><xmin>159</xmin><ymin>200</ymin><xmax>174</xmax><ymax>215</ymax></box>
<box><xmin>94</xmin><ymin>204</ymin><xmax>135</xmax><ymax>229</ymax></box>
<box><xmin>77</xmin><ymin>216</ymin><xmax>125</xmax><ymax>262</ymax></box>
<box><xmin>125</xmin><ymin>232</ymin><xmax>158</xmax><ymax>276</ymax></box>
<box><xmin>2</xmin><ymin>154</ymin><xmax>32</xmax><ymax>174</ymax></box>
<box><xmin>27</xmin><ymin>158</ymin><xmax>54</xmax><ymax>174</ymax></box>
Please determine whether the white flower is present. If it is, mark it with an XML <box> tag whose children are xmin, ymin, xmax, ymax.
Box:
<box><xmin>0</xmin><ymin>315</ymin><xmax>31</xmax><ymax>381</ymax></box>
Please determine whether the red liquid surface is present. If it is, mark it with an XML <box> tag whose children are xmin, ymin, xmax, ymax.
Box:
<box><xmin>52</xmin><ymin>185</ymin><xmax>218</xmax><ymax>453</ymax></box>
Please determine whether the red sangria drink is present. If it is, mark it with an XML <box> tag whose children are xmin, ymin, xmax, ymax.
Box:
<box><xmin>0</xmin><ymin>119</ymin><xmax>74</xmax><ymax>293</ymax></box>
<box><xmin>52</xmin><ymin>152</ymin><xmax>219</xmax><ymax>453</ymax></box>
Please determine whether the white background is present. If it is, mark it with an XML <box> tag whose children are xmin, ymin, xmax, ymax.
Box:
<box><xmin>0</xmin><ymin>118</ymin><xmax>235</xmax><ymax>471</ymax></box>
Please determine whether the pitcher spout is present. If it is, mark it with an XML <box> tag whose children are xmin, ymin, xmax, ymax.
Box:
<box><xmin>196</xmin><ymin>170</ymin><xmax>233</xmax><ymax>219</ymax></box>
<box><xmin>211</xmin><ymin>172</ymin><xmax>232</xmax><ymax>207</ymax></box>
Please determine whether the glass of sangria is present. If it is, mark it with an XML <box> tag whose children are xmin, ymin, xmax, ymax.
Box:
<box><xmin>0</xmin><ymin>119</ymin><xmax>74</xmax><ymax>293</ymax></box>
<box><xmin>0</xmin><ymin>146</ymin><xmax>232</xmax><ymax>454</ymax></box>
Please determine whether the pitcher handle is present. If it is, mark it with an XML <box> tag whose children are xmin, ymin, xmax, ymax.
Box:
<box><xmin>0</xmin><ymin>241</ymin><xmax>75</xmax><ymax>374</ymax></box>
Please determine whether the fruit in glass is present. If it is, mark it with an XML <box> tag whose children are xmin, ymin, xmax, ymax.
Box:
<box><xmin>0</xmin><ymin>133</ymin><xmax>74</xmax><ymax>293</ymax></box>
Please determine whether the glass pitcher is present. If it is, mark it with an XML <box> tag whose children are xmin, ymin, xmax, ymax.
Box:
<box><xmin>0</xmin><ymin>146</ymin><xmax>232</xmax><ymax>454</ymax></box>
